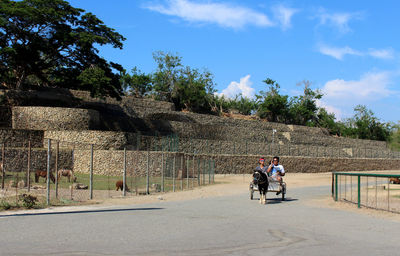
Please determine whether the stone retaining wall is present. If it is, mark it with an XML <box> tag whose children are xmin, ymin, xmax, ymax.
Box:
<box><xmin>0</xmin><ymin>129</ymin><xmax>43</xmax><ymax>148</ymax></box>
<box><xmin>44</xmin><ymin>130</ymin><xmax>130</xmax><ymax>150</ymax></box>
<box><xmin>0</xmin><ymin>148</ymin><xmax>73</xmax><ymax>172</ymax></box>
<box><xmin>12</xmin><ymin>106</ymin><xmax>100</xmax><ymax>131</ymax></box>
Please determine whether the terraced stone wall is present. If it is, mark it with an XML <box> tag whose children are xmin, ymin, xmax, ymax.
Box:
<box><xmin>12</xmin><ymin>106</ymin><xmax>100</xmax><ymax>131</ymax></box>
<box><xmin>0</xmin><ymin>148</ymin><xmax>73</xmax><ymax>172</ymax></box>
<box><xmin>0</xmin><ymin>129</ymin><xmax>43</xmax><ymax>148</ymax></box>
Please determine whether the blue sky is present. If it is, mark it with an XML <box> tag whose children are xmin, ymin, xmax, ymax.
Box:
<box><xmin>68</xmin><ymin>0</ymin><xmax>400</xmax><ymax>123</ymax></box>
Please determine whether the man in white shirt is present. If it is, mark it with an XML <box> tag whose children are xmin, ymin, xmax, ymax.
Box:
<box><xmin>267</xmin><ymin>156</ymin><xmax>285</xmax><ymax>182</ymax></box>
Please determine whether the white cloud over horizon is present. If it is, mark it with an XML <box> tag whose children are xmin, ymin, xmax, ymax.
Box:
<box><xmin>318</xmin><ymin>44</ymin><xmax>395</xmax><ymax>60</ymax></box>
<box><xmin>318</xmin><ymin>71</ymin><xmax>396</xmax><ymax>120</ymax></box>
<box><xmin>216</xmin><ymin>75</ymin><xmax>255</xmax><ymax>99</ymax></box>
<box><xmin>322</xmin><ymin>71</ymin><xmax>392</xmax><ymax>101</ymax></box>
<box><xmin>143</xmin><ymin>0</ymin><xmax>274</xmax><ymax>29</ymax></box>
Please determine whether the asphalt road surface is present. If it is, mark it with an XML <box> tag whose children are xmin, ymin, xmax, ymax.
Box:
<box><xmin>1</xmin><ymin>186</ymin><xmax>399</xmax><ymax>256</ymax></box>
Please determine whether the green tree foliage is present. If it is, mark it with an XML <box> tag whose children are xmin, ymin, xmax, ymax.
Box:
<box><xmin>152</xmin><ymin>51</ymin><xmax>182</xmax><ymax>102</ymax></box>
<box><xmin>229</xmin><ymin>94</ymin><xmax>257</xmax><ymax>115</ymax></box>
<box><xmin>342</xmin><ymin>105</ymin><xmax>391</xmax><ymax>141</ymax></box>
<box><xmin>389</xmin><ymin>123</ymin><xmax>400</xmax><ymax>151</ymax></box>
<box><xmin>256</xmin><ymin>78</ymin><xmax>289</xmax><ymax>122</ymax></box>
<box><xmin>314</xmin><ymin>108</ymin><xmax>341</xmax><ymax>135</ymax></box>
<box><xmin>288</xmin><ymin>80</ymin><xmax>322</xmax><ymax>126</ymax></box>
<box><xmin>0</xmin><ymin>0</ymin><xmax>126</xmax><ymax>99</ymax></box>
<box><xmin>151</xmin><ymin>51</ymin><xmax>216</xmax><ymax>113</ymax></box>
<box><xmin>175</xmin><ymin>66</ymin><xmax>215</xmax><ymax>113</ymax></box>
<box><xmin>120</xmin><ymin>67</ymin><xmax>152</xmax><ymax>97</ymax></box>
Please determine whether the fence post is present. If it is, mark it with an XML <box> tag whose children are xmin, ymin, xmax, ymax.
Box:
<box><xmin>192</xmin><ymin>153</ymin><xmax>195</xmax><ymax>188</ymax></box>
<box><xmin>203</xmin><ymin>159</ymin><xmax>206</xmax><ymax>185</ymax></box>
<box><xmin>90</xmin><ymin>144</ymin><xmax>93</xmax><ymax>200</ymax></box>
<box><xmin>180</xmin><ymin>154</ymin><xmax>183</xmax><ymax>190</ymax></box>
<box><xmin>208</xmin><ymin>159</ymin><xmax>211</xmax><ymax>184</ymax></box>
<box><xmin>197</xmin><ymin>157</ymin><xmax>200</xmax><ymax>186</ymax></box>
<box><xmin>186</xmin><ymin>155</ymin><xmax>189</xmax><ymax>190</ymax></box>
<box><xmin>46</xmin><ymin>139</ymin><xmax>51</xmax><ymax>206</ymax></box>
<box><xmin>357</xmin><ymin>175</ymin><xmax>361</xmax><ymax>208</ymax></box>
<box><xmin>335</xmin><ymin>173</ymin><xmax>338</xmax><ymax>201</ymax></box>
<box><xmin>388</xmin><ymin>178</ymin><xmax>390</xmax><ymax>211</ymax></box>
<box><xmin>1</xmin><ymin>142</ymin><xmax>5</xmax><ymax>189</ymax></box>
<box><xmin>55</xmin><ymin>141</ymin><xmax>59</xmax><ymax>199</ymax></box>
<box><xmin>27</xmin><ymin>140</ymin><xmax>31</xmax><ymax>192</ymax></box>
<box><xmin>173</xmin><ymin>153</ymin><xmax>176</xmax><ymax>192</ymax></box>
<box><xmin>146</xmin><ymin>148</ymin><xmax>149</xmax><ymax>195</ymax></box>
<box><xmin>123</xmin><ymin>147</ymin><xmax>127</xmax><ymax>196</ymax></box>
<box><xmin>161</xmin><ymin>151</ymin><xmax>164</xmax><ymax>192</ymax></box>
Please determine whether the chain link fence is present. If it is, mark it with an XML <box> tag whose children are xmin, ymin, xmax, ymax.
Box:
<box><xmin>0</xmin><ymin>136</ymin><xmax>216</xmax><ymax>209</ymax></box>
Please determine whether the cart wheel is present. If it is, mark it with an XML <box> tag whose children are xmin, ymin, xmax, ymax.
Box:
<box><xmin>250</xmin><ymin>189</ymin><xmax>254</xmax><ymax>200</ymax></box>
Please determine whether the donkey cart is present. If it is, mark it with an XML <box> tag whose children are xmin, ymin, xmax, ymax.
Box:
<box><xmin>249</xmin><ymin>178</ymin><xmax>286</xmax><ymax>201</ymax></box>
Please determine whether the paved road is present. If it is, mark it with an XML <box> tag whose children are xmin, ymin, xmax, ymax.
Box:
<box><xmin>1</xmin><ymin>186</ymin><xmax>399</xmax><ymax>256</ymax></box>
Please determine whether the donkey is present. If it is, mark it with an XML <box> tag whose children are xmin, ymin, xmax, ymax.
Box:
<box><xmin>35</xmin><ymin>170</ymin><xmax>55</xmax><ymax>183</ymax></box>
<box><xmin>57</xmin><ymin>169</ymin><xmax>77</xmax><ymax>182</ymax></box>
<box><xmin>253</xmin><ymin>169</ymin><xmax>269</xmax><ymax>205</ymax></box>
<box><xmin>116</xmin><ymin>180</ymin><xmax>130</xmax><ymax>192</ymax></box>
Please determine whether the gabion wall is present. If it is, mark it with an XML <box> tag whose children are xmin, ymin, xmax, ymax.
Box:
<box><xmin>12</xmin><ymin>106</ymin><xmax>100</xmax><ymax>131</ymax></box>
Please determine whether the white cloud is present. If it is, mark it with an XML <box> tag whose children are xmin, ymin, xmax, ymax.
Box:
<box><xmin>144</xmin><ymin>0</ymin><xmax>274</xmax><ymax>29</ymax></box>
<box><xmin>368</xmin><ymin>48</ymin><xmax>394</xmax><ymax>60</ymax></box>
<box><xmin>318</xmin><ymin>45</ymin><xmax>361</xmax><ymax>60</ymax></box>
<box><xmin>316</xmin><ymin>8</ymin><xmax>362</xmax><ymax>33</ymax></box>
<box><xmin>318</xmin><ymin>44</ymin><xmax>396</xmax><ymax>61</ymax></box>
<box><xmin>272</xmin><ymin>5</ymin><xmax>300</xmax><ymax>30</ymax></box>
<box><xmin>322</xmin><ymin>71</ymin><xmax>392</xmax><ymax>102</ymax></box>
<box><xmin>217</xmin><ymin>75</ymin><xmax>255</xmax><ymax>99</ymax></box>
<box><xmin>319</xmin><ymin>71</ymin><xmax>397</xmax><ymax>120</ymax></box>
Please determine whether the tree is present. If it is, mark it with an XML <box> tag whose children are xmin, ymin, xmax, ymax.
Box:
<box><xmin>389</xmin><ymin>122</ymin><xmax>400</xmax><ymax>151</ymax></box>
<box><xmin>174</xmin><ymin>66</ymin><xmax>215</xmax><ymax>113</ymax></box>
<box><xmin>151</xmin><ymin>51</ymin><xmax>182</xmax><ymax>102</ymax></box>
<box><xmin>229</xmin><ymin>94</ymin><xmax>257</xmax><ymax>115</ymax></box>
<box><xmin>341</xmin><ymin>105</ymin><xmax>391</xmax><ymax>141</ymax></box>
<box><xmin>151</xmin><ymin>51</ymin><xmax>216</xmax><ymax>113</ymax></box>
<box><xmin>0</xmin><ymin>0</ymin><xmax>126</xmax><ymax>99</ymax></box>
<box><xmin>256</xmin><ymin>78</ymin><xmax>289</xmax><ymax>122</ymax></box>
<box><xmin>288</xmin><ymin>80</ymin><xmax>322</xmax><ymax>126</ymax></box>
<box><xmin>120</xmin><ymin>67</ymin><xmax>152</xmax><ymax>97</ymax></box>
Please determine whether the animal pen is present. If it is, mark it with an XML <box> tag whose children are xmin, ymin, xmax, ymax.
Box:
<box><xmin>0</xmin><ymin>135</ymin><xmax>216</xmax><ymax>208</ymax></box>
<box><xmin>332</xmin><ymin>172</ymin><xmax>400</xmax><ymax>214</ymax></box>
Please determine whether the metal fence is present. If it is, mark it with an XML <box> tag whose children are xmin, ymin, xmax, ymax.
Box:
<box><xmin>0</xmin><ymin>138</ymin><xmax>215</xmax><ymax>209</ymax></box>
<box><xmin>332</xmin><ymin>172</ymin><xmax>400</xmax><ymax>213</ymax></box>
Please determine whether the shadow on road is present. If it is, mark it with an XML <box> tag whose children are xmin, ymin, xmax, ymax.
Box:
<box><xmin>251</xmin><ymin>197</ymin><xmax>298</xmax><ymax>204</ymax></box>
<box><xmin>0</xmin><ymin>207</ymin><xmax>164</xmax><ymax>218</ymax></box>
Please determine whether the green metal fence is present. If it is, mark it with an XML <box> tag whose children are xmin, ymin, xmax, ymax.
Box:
<box><xmin>332</xmin><ymin>172</ymin><xmax>400</xmax><ymax>213</ymax></box>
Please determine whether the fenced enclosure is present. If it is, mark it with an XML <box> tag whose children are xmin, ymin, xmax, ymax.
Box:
<box><xmin>332</xmin><ymin>172</ymin><xmax>400</xmax><ymax>213</ymax></box>
<box><xmin>0</xmin><ymin>137</ymin><xmax>215</xmax><ymax>209</ymax></box>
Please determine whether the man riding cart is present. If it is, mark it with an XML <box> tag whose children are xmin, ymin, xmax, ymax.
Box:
<box><xmin>250</xmin><ymin>156</ymin><xmax>287</xmax><ymax>201</ymax></box>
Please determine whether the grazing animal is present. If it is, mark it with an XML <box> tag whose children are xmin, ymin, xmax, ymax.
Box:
<box><xmin>253</xmin><ymin>169</ymin><xmax>269</xmax><ymax>205</ymax></box>
<box><xmin>58</xmin><ymin>169</ymin><xmax>77</xmax><ymax>182</ymax></box>
<box><xmin>116</xmin><ymin>180</ymin><xmax>130</xmax><ymax>192</ymax></box>
<box><xmin>390</xmin><ymin>177</ymin><xmax>400</xmax><ymax>184</ymax></box>
<box><xmin>34</xmin><ymin>170</ymin><xmax>55</xmax><ymax>183</ymax></box>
